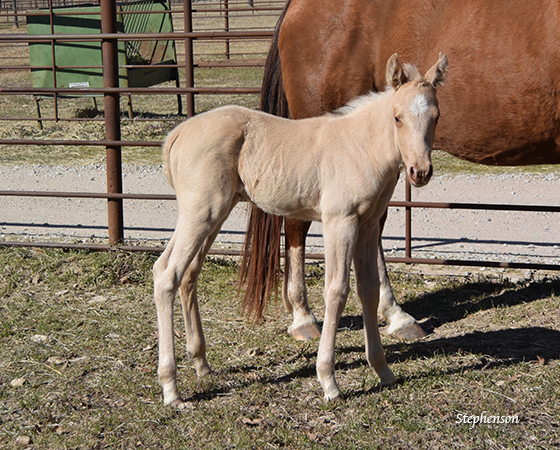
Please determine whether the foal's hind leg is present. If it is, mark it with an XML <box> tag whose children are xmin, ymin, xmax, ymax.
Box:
<box><xmin>177</xmin><ymin>213</ymin><xmax>235</xmax><ymax>379</ymax></box>
<box><xmin>177</xmin><ymin>239</ymin><xmax>214</xmax><ymax>379</ymax></box>
<box><xmin>153</xmin><ymin>199</ymin><xmax>234</xmax><ymax>406</ymax></box>
<box><xmin>153</xmin><ymin>223</ymin><xmax>206</xmax><ymax>406</ymax></box>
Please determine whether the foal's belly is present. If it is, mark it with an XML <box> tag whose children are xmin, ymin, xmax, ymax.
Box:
<box><xmin>243</xmin><ymin>185</ymin><xmax>322</xmax><ymax>222</ymax></box>
<box><xmin>239</xmin><ymin>154</ymin><xmax>400</xmax><ymax>224</ymax></box>
<box><xmin>265</xmin><ymin>204</ymin><xmax>322</xmax><ymax>222</ymax></box>
<box><xmin>240</xmin><ymin>168</ymin><xmax>322</xmax><ymax>221</ymax></box>
<box><xmin>242</xmin><ymin>181</ymin><xmax>397</xmax><ymax>225</ymax></box>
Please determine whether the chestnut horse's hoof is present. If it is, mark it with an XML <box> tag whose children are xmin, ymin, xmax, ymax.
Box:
<box><xmin>391</xmin><ymin>323</ymin><xmax>427</xmax><ymax>340</ymax></box>
<box><xmin>289</xmin><ymin>322</ymin><xmax>321</xmax><ymax>341</ymax></box>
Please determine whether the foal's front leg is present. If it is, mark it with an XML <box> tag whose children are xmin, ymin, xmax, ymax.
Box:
<box><xmin>354</xmin><ymin>224</ymin><xmax>397</xmax><ymax>387</ymax></box>
<box><xmin>316</xmin><ymin>215</ymin><xmax>358</xmax><ymax>400</ymax></box>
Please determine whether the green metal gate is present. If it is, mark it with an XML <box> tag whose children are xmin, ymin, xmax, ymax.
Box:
<box><xmin>27</xmin><ymin>0</ymin><xmax>180</xmax><ymax>117</ymax></box>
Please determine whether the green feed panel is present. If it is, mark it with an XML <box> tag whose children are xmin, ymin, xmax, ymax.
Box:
<box><xmin>27</xmin><ymin>0</ymin><xmax>177</xmax><ymax>90</ymax></box>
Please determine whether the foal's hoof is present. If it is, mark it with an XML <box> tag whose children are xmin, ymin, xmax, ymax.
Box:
<box><xmin>322</xmin><ymin>385</ymin><xmax>343</xmax><ymax>402</ymax></box>
<box><xmin>194</xmin><ymin>362</ymin><xmax>212</xmax><ymax>377</ymax></box>
<box><xmin>391</xmin><ymin>323</ymin><xmax>427</xmax><ymax>340</ymax></box>
<box><xmin>169</xmin><ymin>398</ymin><xmax>193</xmax><ymax>410</ymax></box>
<box><xmin>379</xmin><ymin>374</ymin><xmax>398</xmax><ymax>387</ymax></box>
<box><xmin>289</xmin><ymin>322</ymin><xmax>321</xmax><ymax>341</ymax></box>
<box><xmin>324</xmin><ymin>393</ymin><xmax>344</xmax><ymax>404</ymax></box>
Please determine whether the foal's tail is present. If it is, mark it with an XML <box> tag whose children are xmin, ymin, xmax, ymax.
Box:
<box><xmin>239</xmin><ymin>0</ymin><xmax>292</xmax><ymax>322</ymax></box>
<box><xmin>161</xmin><ymin>125</ymin><xmax>182</xmax><ymax>190</ymax></box>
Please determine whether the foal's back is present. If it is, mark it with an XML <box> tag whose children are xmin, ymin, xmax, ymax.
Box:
<box><xmin>165</xmin><ymin>103</ymin><xmax>378</xmax><ymax>220</ymax></box>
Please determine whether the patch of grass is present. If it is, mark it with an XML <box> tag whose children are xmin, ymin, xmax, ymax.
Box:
<box><xmin>432</xmin><ymin>150</ymin><xmax>560</xmax><ymax>177</ymax></box>
<box><xmin>1</xmin><ymin>248</ymin><xmax>559</xmax><ymax>449</ymax></box>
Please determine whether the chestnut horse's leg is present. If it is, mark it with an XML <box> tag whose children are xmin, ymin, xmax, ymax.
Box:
<box><xmin>317</xmin><ymin>214</ymin><xmax>358</xmax><ymax>400</ymax></box>
<box><xmin>283</xmin><ymin>218</ymin><xmax>321</xmax><ymax>340</ymax></box>
<box><xmin>376</xmin><ymin>210</ymin><xmax>427</xmax><ymax>340</ymax></box>
<box><xmin>354</xmin><ymin>222</ymin><xmax>397</xmax><ymax>388</ymax></box>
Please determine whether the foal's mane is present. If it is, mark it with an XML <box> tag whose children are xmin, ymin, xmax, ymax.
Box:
<box><xmin>332</xmin><ymin>63</ymin><xmax>425</xmax><ymax>117</ymax></box>
<box><xmin>332</xmin><ymin>92</ymin><xmax>384</xmax><ymax>117</ymax></box>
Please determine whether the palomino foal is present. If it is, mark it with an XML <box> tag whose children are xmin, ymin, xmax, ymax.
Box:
<box><xmin>153</xmin><ymin>53</ymin><xmax>448</xmax><ymax>406</ymax></box>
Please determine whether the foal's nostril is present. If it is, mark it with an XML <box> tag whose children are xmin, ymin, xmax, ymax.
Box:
<box><xmin>408</xmin><ymin>166</ymin><xmax>419</xmax><ymax>183</ymax></box>
<box><xmin>427</xmin><ymin>164</ymin><xmax>433</xmax><ymax>179</ymax></box>
<box><xmin>408</xmin><ymin>164</ymin><xmax>432</xmax><ymax>186</ymax></box>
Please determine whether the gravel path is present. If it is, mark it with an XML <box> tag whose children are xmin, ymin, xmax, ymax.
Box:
<box><xmin>1</xmin><ymin>164</ymin><xmax>559</xmax><ymax>267</ymax></box>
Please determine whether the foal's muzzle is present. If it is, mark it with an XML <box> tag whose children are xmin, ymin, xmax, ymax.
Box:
<box><xmin>407</xmin><ymin>163</ymin><xmax>433</xmax><ymax>187</ymax></box>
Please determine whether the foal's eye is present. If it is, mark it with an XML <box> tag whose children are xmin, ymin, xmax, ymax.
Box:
<box><xmin>394</xmin><ymin>116</ymin><xmax>401</xmax><ymax>125</ymax></box>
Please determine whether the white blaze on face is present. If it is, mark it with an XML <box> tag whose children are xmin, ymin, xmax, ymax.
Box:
<box><xmin>410</xmin><ymin>94</ymin><xmax>429</xmax><ymax>118</ymax></box>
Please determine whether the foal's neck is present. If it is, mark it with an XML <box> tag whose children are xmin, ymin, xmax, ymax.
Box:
<box><xmin>334</xmin><ymin>90</ymin><xmax>401</xmax><ymax>165</ymax></box>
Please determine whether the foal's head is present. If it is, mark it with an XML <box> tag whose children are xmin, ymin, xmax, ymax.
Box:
<box><xmin>387</xmin><ymin>53</ymin><xmax>448</xmax><ymax>187</ymax></box>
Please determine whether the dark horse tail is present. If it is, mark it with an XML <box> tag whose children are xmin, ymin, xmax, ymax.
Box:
<box><xmin>239</xmin><ymin>0</ymin><xmax>292</xmax><ymax>321</ymax></box>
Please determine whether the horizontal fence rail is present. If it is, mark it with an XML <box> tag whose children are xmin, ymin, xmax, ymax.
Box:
<box><xmin>390</xmin><ymin>201</ymin><xmax>560</xmax><ymax>214</ymax></box>
<box><xmin>1</xmin><ymin>186</ymin><xmax>559</xmax><ymax>270</ymax></box>
<box><xmin>0</xmin><ymin>0</ymin><xmax>559</xmax><ymax>273</ymax></box>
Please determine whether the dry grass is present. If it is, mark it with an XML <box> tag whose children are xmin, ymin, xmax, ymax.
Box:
<box><xmin>0</xmin><ymin>248</ymin><xmax>559</xmax><ymax>449</ymax></box>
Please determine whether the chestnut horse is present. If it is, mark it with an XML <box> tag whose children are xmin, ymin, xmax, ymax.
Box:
<box><xmin>241</xmin><ymin>0</ymin><xmax>560</xmax><ymax>342</ymax></box>
<box><xmin>154</xmin><ymin>54</ymin><xmax>448</xmax><ymax>405</ymax></box>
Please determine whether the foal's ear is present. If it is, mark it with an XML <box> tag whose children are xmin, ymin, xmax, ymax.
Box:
<box><xmin>425</xmin><ymin>52</ymin><xmax>449</xmax><ymax>88</ymax></box>
<box><xmin>386</xmin><ymin>53</ymin><xmax>407</xmax><ymax>89</ymax></box>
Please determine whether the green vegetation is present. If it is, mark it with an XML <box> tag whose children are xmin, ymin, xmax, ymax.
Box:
<box><xmin>0</xmin><ymin>248</ymin><xmax>559</xmax><ymax>449</ymax></box>
<box><xmin>432</xmin><ymin>150</ymin><xmax>560</xmax><ymax>177</ymax></box>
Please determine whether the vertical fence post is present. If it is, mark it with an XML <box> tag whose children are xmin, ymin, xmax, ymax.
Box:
<box><xmin>224</xmin><ymin>0</ymin><xmax>230</xmax><ymax>59</ymax></box>
<box><xmin>48</xmin><ymin>0</ymin><xmax>59</xmax><ymax>122</ymax></box>
<box><xmin>405</xmin><ymin>179</ymin><xmax>412</xmax><ymax>258</ymax></box>
<box><xmin>183</xmin><ymin>0</ymin><xmax>195</xmax><ymax>117</ymax></box>
<box><xmin>100</xmin><ymin>0</ymin><xmax>124</xmax><ymax>244</ymax></box>
<box><xmin>12</xmin><ymin>0</ymin><xmax>19</xmax><ymax>27</ymax></box>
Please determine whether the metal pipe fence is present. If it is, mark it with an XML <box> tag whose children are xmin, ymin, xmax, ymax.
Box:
<box><xmin>0</xmin><ymin>0</ymin><xmax>558</xmax><ymax>273</ymax></box>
